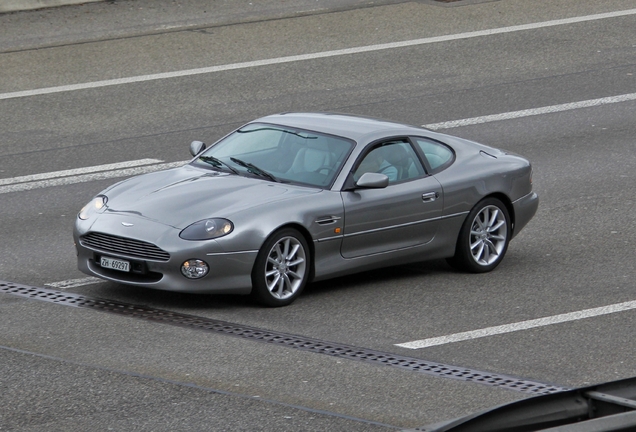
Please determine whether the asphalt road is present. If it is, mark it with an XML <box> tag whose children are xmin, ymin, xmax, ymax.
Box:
<box><xmin>1</xmin><ymin>0</ymin><xmax>636</xmax><ymax>430</ymax></box>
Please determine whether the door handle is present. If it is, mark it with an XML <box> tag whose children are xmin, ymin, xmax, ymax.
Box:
<box><xmin>422</xmin><ymin>192</ymin><xmax>439</xmax><ymax>202</ymax></box>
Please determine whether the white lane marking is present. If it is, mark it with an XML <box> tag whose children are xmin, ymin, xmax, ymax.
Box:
<box><xmin>2</xmin><ymin>9</ymin><xmax>636</xmax><ymax>100</ymax></box>
<box><xmin>423</xmin><ymin>93</ymin><xmax>636</xmax><ymax>130</ymax></box>
<box><xmin>396</xmin><ymin>300</ymin><xmax>636</xmax><ymax>349</ymax></box>
<box><xmin>45</xmin><ymin>277</ymin><xmax>106</xmax><ymax>289</ymax></box>
<box><xmin>0</xmin><ymin>159</ymin><xmax>162</xmax><ymax>186</ymax></box>
<box><xmin>0</xmin><ymin>161</ymin><xmax>185</xmax><ymax>194</ymax></box>
<box><xmin>2</xmin><ymin>89</ymin><xmax>635</xmax><ymax>194</ymax></box>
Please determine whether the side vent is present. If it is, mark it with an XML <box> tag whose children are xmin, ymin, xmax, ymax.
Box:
<box><xmin>315</xmin><ymin>216</ymin><xmax>341</xmax><ymax>225</ymax></box>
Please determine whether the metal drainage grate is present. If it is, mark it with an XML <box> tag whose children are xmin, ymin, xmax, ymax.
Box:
<box><xmin>1</xmin><ymin>280</ymin><xmax>567</xmax><ymax>395</ymax></box>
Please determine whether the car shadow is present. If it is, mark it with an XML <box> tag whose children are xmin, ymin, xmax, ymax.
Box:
<box><xmin>92</xmin><ymin>283</ymin><xmax>255</xmax><ymax>311</ymax></box>
<box><xmin>302</xmin><ymin>259</ymin><xmax>453</xmax><ymax>298</ymax></box>
<box><xmin>86</xmin><ymin>259</ymin><xmax>454</xmax><ymax>310</ymax></box>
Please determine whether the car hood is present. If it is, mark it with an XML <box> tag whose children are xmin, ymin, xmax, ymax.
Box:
<box><xmin>101</xmin><ymin>165</ymin><xmax>320</xmax><ymax>228</ymax></box>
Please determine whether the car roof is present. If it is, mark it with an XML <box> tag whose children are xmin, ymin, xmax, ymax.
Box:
<box><xmin>252</xmin><ymin>112</ymin><xmax>426</xmax><ymax>142</ymax></box>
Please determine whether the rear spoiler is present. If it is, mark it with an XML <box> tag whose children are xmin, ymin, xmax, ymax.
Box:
<box><xmin>410</xmin><ymin>376</ymin><xmax>636</xmax><ymax>432</ymax></box>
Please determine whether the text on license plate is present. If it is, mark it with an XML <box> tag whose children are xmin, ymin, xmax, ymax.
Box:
<box><xmin>100</xmin><ymin>256</ymin><xmax>130</xmax><ymax>272</ymax></box>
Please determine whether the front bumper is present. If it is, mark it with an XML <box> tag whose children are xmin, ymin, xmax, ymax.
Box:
<box><xmin>74</xmin><ymin>214</ymin><xmax>256</xmax><ymax>294</ymax></box>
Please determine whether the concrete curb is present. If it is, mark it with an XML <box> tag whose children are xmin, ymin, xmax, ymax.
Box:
<box><xmin>0</xmin><ymin>0</ymin><xmax>102</xmax><ymax>13</ymax></box>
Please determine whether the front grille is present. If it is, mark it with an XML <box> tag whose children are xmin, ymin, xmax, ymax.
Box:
<box><xmin>80</xmin><ymin>232</ymin><xmax>170</xmax><ymax>261</ymax></box>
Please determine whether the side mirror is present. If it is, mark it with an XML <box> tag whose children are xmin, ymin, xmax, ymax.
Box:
<box><xmin>355</xmin><ymin>172</ymin><xmax>389</xmax><ymax>189</ymax></box>
<box><xmin>190</xmin><ymin>140</ymin><xmax>206</xmax><ymax>156</ymax></box>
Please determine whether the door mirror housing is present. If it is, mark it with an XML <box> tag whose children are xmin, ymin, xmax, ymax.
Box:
<box><xmin>190</xmin><ymin>140</ymin><xmax>206</xmax><ymax>156</ymax></box>
<box><xmin>355</xmin><ymin>172</ymin><xmax>389</xmax><ymax>189</ymax></box>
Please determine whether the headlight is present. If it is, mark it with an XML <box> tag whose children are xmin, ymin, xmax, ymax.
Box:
<box><xmin>179</xmin><ymin>218</ymin><xmax>234</xmax><ymax>240</ymax></box>
<box><xmin>78</xmin><ymin>195</ymin><xmax>107</xmax><ymax>220</ymax></box>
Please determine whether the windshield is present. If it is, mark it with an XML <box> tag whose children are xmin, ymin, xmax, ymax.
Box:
<box><xmin>193</xmin><ymin>123</ymin><xmax>354</xmax><ymax>188</ymax></box>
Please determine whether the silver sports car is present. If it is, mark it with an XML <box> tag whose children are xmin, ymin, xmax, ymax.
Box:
<box><xmin>74</xmin><ymin>113</ymin><xmax>538</xmax><ymax>306</ymax></box>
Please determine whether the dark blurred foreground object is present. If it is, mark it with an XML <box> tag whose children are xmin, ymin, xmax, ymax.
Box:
<box><xmin>412</xmin><ymin>377</ymin><xmax>636</xmax><ymax>432</ymax></box>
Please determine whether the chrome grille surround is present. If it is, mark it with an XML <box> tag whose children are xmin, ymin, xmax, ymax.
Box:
<box><xmin>80</xmin><ymin>232</ymin><xmax>170</xmax><ymax>261</ymax></box>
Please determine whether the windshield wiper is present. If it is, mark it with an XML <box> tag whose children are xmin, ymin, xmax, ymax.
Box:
<box><xmin>230</xmin><ymin>157</ymin><xmax>279</xmax><ymax>182</ymax></box>
<box><xmin>198</xmin><ymin>156</ymin><xmax>239</xmax><ymax>175</ymax></box>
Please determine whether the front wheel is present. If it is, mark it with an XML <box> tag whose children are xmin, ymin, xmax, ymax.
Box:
<box><xmin>447</xmin><ymin>198</ymin><xmax>511</xmax><ymax>273</ymax></box>
<box><xmin>251</xmin><ymin>228</ymin><xmax>310</xmax><ymax>307</ymax></box>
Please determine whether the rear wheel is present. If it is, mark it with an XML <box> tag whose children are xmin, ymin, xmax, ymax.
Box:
<box><xmin>447</xmin><ymin>198</ymin><xmax>511</xmax><ymax>273</ymax></box>
<box><xmin>251</xmin><ymin>228</ymin><xmax>310</xmax><ymax>307</ymax></box>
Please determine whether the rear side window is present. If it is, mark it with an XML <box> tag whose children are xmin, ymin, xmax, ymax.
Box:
<box><xmin>414</xmin><ymin>138</ymin><xmax>454</xmax><ymax>171</ymax></box>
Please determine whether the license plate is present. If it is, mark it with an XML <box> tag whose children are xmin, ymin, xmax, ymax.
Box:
<box><xmin>100</xmin><ymin>256</ymin><xmax>130</xmax><ymax>272</ymax></box>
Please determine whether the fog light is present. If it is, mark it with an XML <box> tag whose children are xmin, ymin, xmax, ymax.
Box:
<box><xmin>181</xmin><ymin>259</ymin><xmax>209</xmax><ymax>279</ymax></box>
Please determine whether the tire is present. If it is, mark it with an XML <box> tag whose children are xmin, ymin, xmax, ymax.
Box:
<box><xmin>251</xmin><ymin>228</ymin><xmax>310</xmax><ymax>307</ymax></box>
<box><xmin>447</xmin><ymin>197</ymin><xmax>511</xmax><ymax>273</ymax></box>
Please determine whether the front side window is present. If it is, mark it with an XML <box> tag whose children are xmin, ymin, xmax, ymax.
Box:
<box><xmin>194</xmin><ymin>123</ymin><xmax>354</xmax><ymax>188</ymax></box>
<box><xmin>353</xmin><ymin>141</ymin><xmax>425</xmax><ymax>184</ymax></box>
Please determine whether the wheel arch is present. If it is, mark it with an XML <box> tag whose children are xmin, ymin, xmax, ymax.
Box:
<box><xmin>263</xmin><ymin>222</ymin><xmax>316</xmax><ymax>282</ymax></box>
<box><xmin>447</xmin><ymin>192</ymin><xmax>513</xmax><ymax>273</ymax></box>
<box><xmin>482</xmin><ymin>192</ymin><xmax>515</xmax><ymax>233</ymax></box>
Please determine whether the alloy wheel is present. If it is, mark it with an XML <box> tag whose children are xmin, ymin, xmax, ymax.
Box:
<box><xmin>469</xmin><ymin>205</ymin><xmax>508</xmax><ymax>266</ymax></box>
<box><xmin>264</xmin><ymin>236</ymin><xmax>307</xmax><ymax>300</ymax></box>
